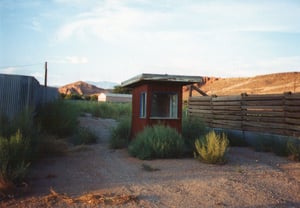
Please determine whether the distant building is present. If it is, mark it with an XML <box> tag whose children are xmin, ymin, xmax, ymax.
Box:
<box><xmin>98</xmin><ymin>93</ymin><xmax>132</xmax><ymax>103</ymax></box>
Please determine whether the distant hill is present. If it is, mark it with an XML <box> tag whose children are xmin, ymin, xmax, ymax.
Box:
<box><xmin>59</xmin><ymin>72</ymin><xmax>299</xmax><ymax>97</ymax></box>
<box><xmin>184</xmin><ymin>72</ymin><xmax>300</xmax><ymax>99</ymax></box>
<box><xmin>86</xmin><ymin>81</ymin><xmax>119</xmax><ymax>89</ymax></box>
<box><xmin>59</xmin><ymin>81</ymin><xmax>109</xmax><ymax>95</ymax></box>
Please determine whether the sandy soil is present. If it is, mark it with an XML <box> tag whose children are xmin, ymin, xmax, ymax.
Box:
<box><xmin>1</xmin><ymin>116</ymin><xmax>300</xmax><ymax>208</ymax></box>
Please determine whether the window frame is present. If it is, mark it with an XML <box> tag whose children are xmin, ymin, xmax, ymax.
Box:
<box><xmin>139</xmin><ymin>92</ymin><xmax>147</xmax><ymax>118</ymax></box>
<box><xmin>150</xmin><ymin>91</ymin><xmax>178</xmax><ymax>119</ymax></box>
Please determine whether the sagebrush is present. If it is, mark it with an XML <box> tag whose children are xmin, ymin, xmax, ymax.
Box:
<box><xmin>182</xmin><ymin>117</ymin><xmax>207</xmax><ymax>155</ymax></box>
<box><xmin>194</xmin><ymin>131</ymin><xmax>229</xmax><ymax>164</ymax></box>
<box><xmin>128</xmin><ymin>125</ymin><xmax>184</xmax><ymax>160</ymax></box>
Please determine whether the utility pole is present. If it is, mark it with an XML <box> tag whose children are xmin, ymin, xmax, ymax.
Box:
<box><xmin>44</xmin><ymin>61</ymin><xmax>48</xmax><ymax>87</ymax></box>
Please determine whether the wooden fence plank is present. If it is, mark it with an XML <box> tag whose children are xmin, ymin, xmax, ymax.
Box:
<box><xmin>245</xmin><ymin>100</ymin><xmax>283</xmax><ymax>106</ymax></box>
<box><xmin>243</xmin><ymin>94</ymin><xmax>284</xmax><ymax>101</ymax></box>
<box><xmin>212</xmin><ymin>101</ymin><xmax>241</xmax><ymax>106</ymax></box>
<box><xmin>285</xmin><ymin>118</ymin><xmax>300</xmax><ymax>125</ymax></box>
<box><xmin>245</xmin><ymin>116</ymin><xmax>284</xmax><ymax>123</ymax></box>
<box><xmin>212</xmin><ymin>114</ymin><xmax>242</xmax><ymax>120</ymax></box>
<box><xmin>242</xmin><ymin>106</ymin><xmax>284</xmax><ymax>111</ymax></box>
<box><xmin>245</xmin><ymin>111</ymin><xmax>285</xmax><ymax>117</ymax></box>
<box><xmin>212</xmin><ymin>106</ymin><xmax>241</xmax><ymax>111</ymax></box>
<box><xmin>285</xmin><ymin>106</ymin><xmax>300</xmax><ymax>112</ymax></box>
<box><xmin>188</xmin><ymin>105</ymin><xmax>211</xmax><ymax>110</ymax></box>
<box><xmin>212</xmin><ymin>96</ymin><xmax>242</xmax><ymax>102</ymax></box>
<box><xmin>285</xmin><ymin>112</ymin><xmax>300</xmax><ymax>118</ymax></box>
<box><xmin>285</xmin><ymin>100</ymin><xmax>300</xmax><ymax>105</ymax></box>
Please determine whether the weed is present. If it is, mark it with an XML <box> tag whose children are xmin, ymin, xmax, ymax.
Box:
<box><xmin>194</xmin><ymin>131</ymin><xmax>229</xmax><ymax>164</ymax></box>
<box><xmin>70</xmin><ymin>101</ymin><xmax>131</xmax><ymax>121</ymax></box>
<box><xmin>109</xmin><ymin>118</ymin><xmax>131</xmax><ymax>149</ymax></box>
<box><xmin>0</xmin><ymin>130</ymin><xmax>30</xmax><ymax>191</ymax></box>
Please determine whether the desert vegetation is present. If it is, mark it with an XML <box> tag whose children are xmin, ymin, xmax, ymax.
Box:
<box><xmin>128</xmin><ymin>125</ymin><xmax>185</xmax><ymax>160</ymax></box>
<box><xmin>194</xmin><ymin>131</ymin><xmax>229</xmax><ymax>164</ymax></box>
<box><xmin>0</xmin><ymin>99</ymin><xmax>132</xmax><ymax>198</ymax></box>
<box><xmin>109</xmin><ymin>118</ymin><xmax>131</xmax><ymax>149</ymax></box>
<box><xmin>1</xmin><ymin>94</ymin><xmax>299</xmax><ymax>205</ymax></box>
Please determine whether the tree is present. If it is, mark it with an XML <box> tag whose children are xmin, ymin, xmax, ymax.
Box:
<box><xmin>112</xmin><ymin>85</ymin><xmax>131</xmax><ymax>94</ymax></box>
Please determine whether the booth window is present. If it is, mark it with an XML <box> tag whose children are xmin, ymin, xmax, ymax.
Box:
<box><xmin>151</xmin><ymin>92</ymin><xmax>178</xmax><ymax>118</ymax></box>
<box><xmin>140</xmin><ymin>92</ymin><xmax>147</xmax><ymax>118</ymax></box>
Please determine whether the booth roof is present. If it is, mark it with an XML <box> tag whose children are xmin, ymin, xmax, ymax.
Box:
<box><xmin>121</xmin><ymin>73</ymin><xmax>203</xmax><ymax>88</ymax></box>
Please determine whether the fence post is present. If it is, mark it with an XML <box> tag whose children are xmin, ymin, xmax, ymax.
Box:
<box><xmin>283</xmin><ymin>91</ymin><xmax>291</xmax><ymax>137</ymax></box>
<box><xmin>241</xmin><ymin>93</ymin><xmax>247</xmax><ymax>140</ymax></box>
<box><xmin>211</xmin><ymin>94</ymin><xmax>217</xmax><ymax>128</ymax></box>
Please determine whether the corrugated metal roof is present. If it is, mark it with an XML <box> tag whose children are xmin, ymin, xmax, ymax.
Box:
<box><xmin>121</xmin><ymin>73</ymin><xmax>203</xmax><ymax>88</ymax></box>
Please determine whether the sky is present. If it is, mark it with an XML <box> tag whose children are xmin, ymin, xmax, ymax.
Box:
<box><xmin>1</xmin><ymin>0</ymin><xmax>300</xmax><ymax>87</ymax></box>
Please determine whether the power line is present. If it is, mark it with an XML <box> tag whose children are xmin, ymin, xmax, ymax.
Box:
<box><xmin>0</xmin><ymin>63</ymin><xmax>43</xmax><ymax>69</ymax></box>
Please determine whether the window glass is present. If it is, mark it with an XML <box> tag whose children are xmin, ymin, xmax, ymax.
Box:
<box><xmin>151</xmin><ymin>92</ymin><xmax>178</xmax><ymax>118</ymax></box>
<box><xmin>140</xmin><ymin>92</ymin><xmax>146</xmax><ymax>118</ymax></box>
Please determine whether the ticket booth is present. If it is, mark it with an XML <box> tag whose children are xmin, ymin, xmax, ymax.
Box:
<box><xmin>121</xmin><ymin>74</ymin><xmax>202</xmax><ymax>138</ymax></box>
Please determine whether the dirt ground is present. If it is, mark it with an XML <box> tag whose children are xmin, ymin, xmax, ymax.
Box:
<box><xmin>1</xmin><ymin>116</ymin><xmax>300</xmax><ymax>208</ymax></box>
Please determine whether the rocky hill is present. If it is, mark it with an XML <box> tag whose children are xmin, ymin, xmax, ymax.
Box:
<box><xmin>58</xmin><ymin>81</ymin><xmax>108</xmax><ymax>95</ymax></box>
<box><xmin>184</xmin><ymin>72</ymin><xmax>300</xmax><ymax>99</ymax></box>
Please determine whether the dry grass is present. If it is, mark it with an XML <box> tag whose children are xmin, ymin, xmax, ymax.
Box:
<box><xmin>43</xmin><ymin>188</ymin><xmax>138</xmax><ymax>206</ymax></box>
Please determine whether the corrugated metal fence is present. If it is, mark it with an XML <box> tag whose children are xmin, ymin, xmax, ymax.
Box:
<box><xmin>188</xmin><ymin>92</ymin><xmax>300</xmax><ymax>137</ymax></box>
<box><xmin>0</xmin><ymin>73</ymin><xmax>58</xmax><ymax>119</ymax></box>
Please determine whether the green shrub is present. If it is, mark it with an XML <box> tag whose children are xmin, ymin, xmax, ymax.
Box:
<box><xmin>0</xmin><ymin>131</ymin><xmax>30</xmax><ymax>185</ymax></box>
<box><xmin>194</xmin><ymin>131</ymin><xmax>229</xmax><ymax>164</ymax></box>
<box><xmin>109</xmin><ymin>118</ymin><xmax>131</xmax><ymax>149</ymax></box>
<box><xmin>37</xmin><ymin>100</ymin><xmax>79</xmax><ymax>137</ymax></box>
<box><xmin>71</xmin><ymin>127</ymin><xmax>98</xmax><ymax>145</ymax></box>
<box><xmin>128</xmin><ymin>125</ymin><xmax>184</xmax><ymax>160</ymax></box>
<box><xmin>182</xmin><ymin>117</ymin><xmax>207</xmax><ymax>155</ymax></box>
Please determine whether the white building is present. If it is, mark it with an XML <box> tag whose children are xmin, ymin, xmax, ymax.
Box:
<box><xmin>98</xmin><ymin>93</ymin><xmax>132</xmax><ymax>103</ymax></box>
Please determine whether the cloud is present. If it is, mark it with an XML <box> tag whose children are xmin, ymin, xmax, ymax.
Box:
<box><xmin>53</xmin><ymin>0</ymin><xmax>87</xmax><ymax>4</ymax></box>
<box><xmin>54</xmin><ymin>0</ymin><xmax>300</xmax><ymax>45</ymax></box>
<box><xmin>27</xmin><ymin>18</ymin><xmax>42</xmax><ymax>32</ymax></box>
<box><xmin>50</xmin><ymin>56</ymin><xmax>88</xmax><ymax>64</ymax></box>
<box><xmin>54</xmin><ymin>0</ymin><xmax>171</xmax><ymax>42</ymax></box>
<box><xmin>1</xmin><ymin>67</ymin><xmax>17</xmax><ymax>74</ymax></box>
<box><xmin>66</xmin><ymin>56</ymin><xmax>88</xmax><ymax>64</ymax></box>
<box><xmin>185</xmin><ymin>1</ymin><xmax>300</xmax><ymax>34</ymax></box>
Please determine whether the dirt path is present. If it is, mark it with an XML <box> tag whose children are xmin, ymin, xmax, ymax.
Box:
<box><xmin>2</xmin><ymin>116</ymin><xmax>300</xmax><ymax>207</ymax></box>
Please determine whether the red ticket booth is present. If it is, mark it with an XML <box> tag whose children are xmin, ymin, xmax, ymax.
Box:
<box><xmin>121</xmin><ymin>74</ymin><xmax>202</xmax><ymax>138</ymax></box>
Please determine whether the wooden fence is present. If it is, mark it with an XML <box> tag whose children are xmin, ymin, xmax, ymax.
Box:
<box><xmin>0</xmin><ymin>73</ymin><xmax>58</xmax><ymax>119</ymax></box>
<box><xmin>188</xmin><ymin>92</ymin><xmax>300</xmax><ymax>137</ymax></box>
